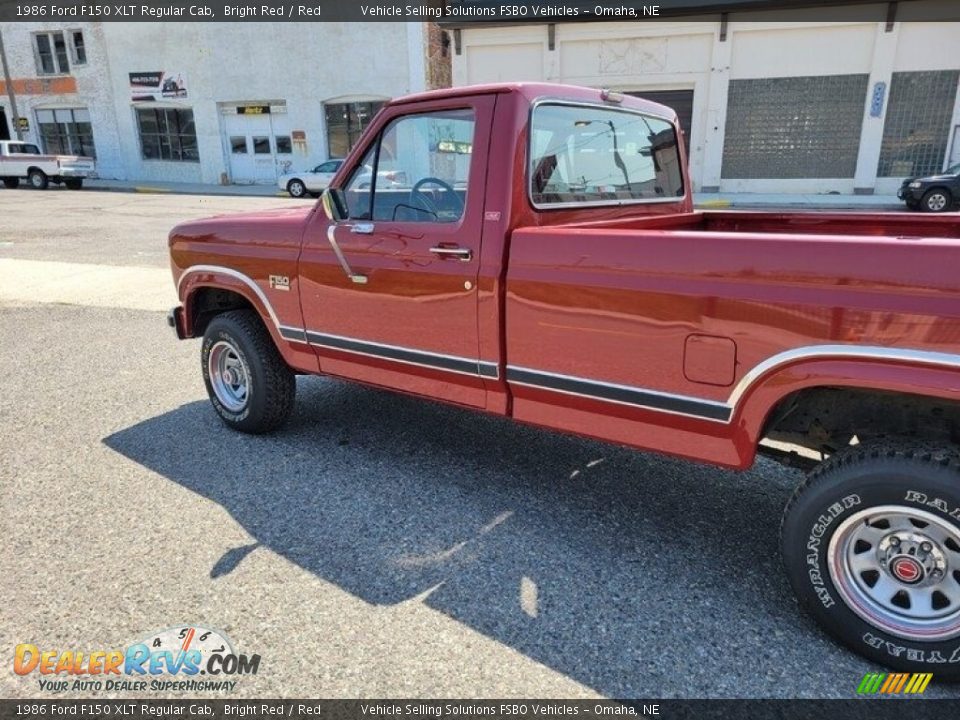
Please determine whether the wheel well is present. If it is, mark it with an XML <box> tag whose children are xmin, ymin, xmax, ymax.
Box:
<box><xmin>762</xmin><ymin>387</ymin><xmax>960</xmax><ymax>459</ymax></box>
<box><xmin>189</xmin><ymin>287</ymin><xmax>256</xmax><ymax>336</ymax></box>
<box><xmin>924</xmin><ymin>186</ymin><xmax>953</xmax><ymax>198</ymax></box>
<box><xmin>27</xmin><ymin>166</ymin><xmax>45</xmax><ymax>176</ymax></box>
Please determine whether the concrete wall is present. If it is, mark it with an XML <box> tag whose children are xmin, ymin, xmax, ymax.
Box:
<box><xmin>450</xmin><ymin>3</ymin><xmax>960</xmax><ymax>194</ymax></box>
<box><xmin>1</xmin><ymin>22</ymin><xmax>431</xmax><ymax>183</ymax></box>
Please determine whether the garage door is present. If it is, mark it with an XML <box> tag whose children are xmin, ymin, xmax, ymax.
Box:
<box><xmin>222</xmin><ymin>105</ymin><xmax>292</xmax><ymax>185</ymax></box>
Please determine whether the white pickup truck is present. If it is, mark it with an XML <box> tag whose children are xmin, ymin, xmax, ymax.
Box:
<box><xmin>0</xmin><ymin>140</ymin><xmax>95</xmax><ymax>190</ymax></box>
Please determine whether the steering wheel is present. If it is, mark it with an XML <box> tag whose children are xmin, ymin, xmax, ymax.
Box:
<box><xmin>409</xmin><ymin>177</ymin><xmax>463</xmax><ymax>219</ymax></box>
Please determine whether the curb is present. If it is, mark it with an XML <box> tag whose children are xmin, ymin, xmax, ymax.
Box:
<box><xmin>697</xmin><ymin>199</ymin><xmax>732</xmax><ymax>208</ymax></box>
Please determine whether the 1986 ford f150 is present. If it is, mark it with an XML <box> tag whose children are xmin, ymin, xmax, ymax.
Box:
<box><xmin>169</xmin><ymin>83</ymin><xmax>960</xmax><ymax>674</ymax></box>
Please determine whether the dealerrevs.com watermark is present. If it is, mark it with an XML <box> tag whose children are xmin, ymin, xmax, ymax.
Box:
<box><xmin>13</xmin><ymin>626</ymin><xmax>260</xmax><ymax>694</ymax></box>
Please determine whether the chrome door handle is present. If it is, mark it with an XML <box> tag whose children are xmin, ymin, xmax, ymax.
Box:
<box><xmin>349</xmin><ymin>222</ymin><xmax>375</xmax><ymax>234</ymax></box>
<box><xmin>429</xmin><ymin>246</ymin><xmax>472</xmax><ymax>261</ymax></box>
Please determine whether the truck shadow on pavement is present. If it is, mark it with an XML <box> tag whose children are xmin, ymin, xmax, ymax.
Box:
<box><xmin>104</xmin><ymin>376</ymin><xmax>866</xmax><ymax>697</ymax></box>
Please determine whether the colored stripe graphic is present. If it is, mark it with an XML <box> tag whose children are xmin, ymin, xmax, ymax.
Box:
<box><xmin>857</xmin><ymin>672</ymin><xmax>932</xmax><ymax>694</ymax></box>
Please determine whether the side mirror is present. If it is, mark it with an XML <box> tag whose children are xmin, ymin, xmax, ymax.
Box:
<box><xmin>321</xmin><ymin>188</ymin><xmax>348</xmax><ymax>222</ymax></box>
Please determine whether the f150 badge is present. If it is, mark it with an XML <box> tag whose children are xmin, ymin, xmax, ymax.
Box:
<box><xmin>269</xmin><ymin>275</ymin><xmax>290</xmax><ymax>291</ymax></box>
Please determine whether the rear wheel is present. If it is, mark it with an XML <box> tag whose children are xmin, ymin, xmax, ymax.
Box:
<box><xmin>2</xmin><ymin>178</ymin><xmax>19</xmax><ymax>189</ymax></box>
<box><xmin>286</xmin><ymin>179</ymin><xmax>307</xmax><ymax>198</ymax></box>
<box><xmin>782</xmin><ymin>440</ymin><xmax>960</xmax><ymax>677</ymax></box>
<box><xmin>28</xmin><ymin>169</ymin><xmax>48</xmax><ymax>190</ymax></box>
<box><xmin>64</xmin><ymin>178</ymin><xmax>83</xmax><ymax>190</ymax></box>
<box><xmin>201</xmin><ymin>310</ymin><xmax>295</xmax><ymax>433</ymax></box>
<box><xmin>921</xmin><ymin>188</ymin><xmax>952</xmax><ymax>213</ymax></box>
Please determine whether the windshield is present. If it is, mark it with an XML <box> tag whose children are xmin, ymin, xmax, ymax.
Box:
<box><xmin>529</xmin><ymin>103</ymin><xmax>684</xmax><ymax>207</ymax></box>
<box><xmin>947</xmin><ymin>163</ymin><xmax>960</xmax><ymax>175</ymax></box>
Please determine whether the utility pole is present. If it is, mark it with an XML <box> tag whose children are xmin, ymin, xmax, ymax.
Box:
<box><xmin>0</xmin><ymin>27</ymin><xmax>22</xmax><ymax>140</ymax></box>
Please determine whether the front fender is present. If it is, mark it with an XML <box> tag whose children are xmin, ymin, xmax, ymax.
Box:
<box><xmin>178</xmin><ymin>265</ymin><xmax>283</xmax><ymax>337</ymax></box>
<box><xmin>175</xmin><ymin>266</ymin><xmax>319</xmax><ymax>374</ymax></box>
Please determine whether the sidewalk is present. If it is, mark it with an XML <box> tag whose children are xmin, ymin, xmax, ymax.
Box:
<box><xmin>86</xmin><ymin>178</ymin><xmax>288</xmax><ymax>198</ymax></box>
<box><xmin>85</xmin><ymin>177</ymin><xmax>904</xmax><ymax>210</ymax></box>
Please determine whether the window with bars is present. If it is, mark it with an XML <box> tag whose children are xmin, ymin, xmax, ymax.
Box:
<box><xmin>324</xmin><ymin>101</ymin><xmax>385</xmax><ymax>158</ymax></box>
<box><xmin>722</xmin><ymin>75</ymin><xmax>869</xmax><ymax>179</ymax></box>
<box><xmin>877</xmin><ymin>70</ymin><xmax>960</xmax><ymax>178</ymax></box>
<box><xmin>136</xmin><ymin>108</ymin><xmax>198</xmax><ymax>162</ymax></box>
<box><xmin>37</xmin><ymin>108</ymin><xmax>96</xmax><ymax>158</ymax></box>
<box><xmin>34</xmin><ymin>32</ymin><xmax>70</xmax><ymax>75</ymax></box>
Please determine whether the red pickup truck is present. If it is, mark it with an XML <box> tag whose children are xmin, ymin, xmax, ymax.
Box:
<box><xmin>169</xmin><ymin>82</ymin><xmax>960</xmax><ymax>675</ymax></box>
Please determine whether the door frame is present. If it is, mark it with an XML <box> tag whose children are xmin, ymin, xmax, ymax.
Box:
<box><xmin>295</xmin><ymin>93</ymin><xmax>498</xmax><ymax>408</ymax></box>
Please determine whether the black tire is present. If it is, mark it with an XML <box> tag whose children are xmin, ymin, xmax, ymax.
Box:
<box><xmin>920</xmin><ymin>188</ymin><xmax>952</xmax><ymax>213</ymax></box>
<box><xmin>287</xmin><ymin>178</ymin><xmax>307</xmax><ymax>198</ymax></box>
<box><xmin>64</xmin><ymin>178</ymin><xmax>83</xmax><ymax>190</ymax></box>
<box><xmin>2</xmin><ymin>177</ymin><xmax>19</xmax><ymax>189</ymax></box>
<box><xmin>782</xmin><ymin>440</ymin><xmax>960</xmax><ymax>677</ymax></box>
<box><xmin>201</xmin><ymin>310</ymin><xmax>295</xmax><ymax>434</ymax></box>
<box><xmin>28</xmin><ymin>169</ymin><xmax>49</xmax><ymax>190</ymax></box>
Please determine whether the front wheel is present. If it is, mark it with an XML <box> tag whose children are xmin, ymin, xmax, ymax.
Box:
<box><xmin>782</xmin><ymin>441</ymin><xmax>960</xmax><ymax>677</ymax></box>
<box><xmin>921</xmin><ymin>188</ymin><xmax>952</xmax><ymax>213</ymax></box>
<box><xmin>286</xmin><ymin>179</ymin><xmax>307</xmax><ymax>198</ymax></box>
<box><xmin>201</xmin><ymin>310</ymin><xmax>295</xmax><ymax>433</ymax></box>
<box><xmin>28</xmin><ymin>169</ymin><xmax>49</xmax><ymax>190</ymax></box>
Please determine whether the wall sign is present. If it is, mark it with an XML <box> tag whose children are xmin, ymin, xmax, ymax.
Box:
<box><xmin>870</xmin><ymin>81</ymin><xmax>887</xmax><ymax>118</ymax></box>
<box><xmin>237</xmin><ymin>105</ymin><xmax>271</xmax><ymax>115</ymax></box>
<box><xmin>15</xmin><ymin>117</ymin><xmax>29</xmax><ymax>131</ymax></box>
<box><xmin>130</xmin><ymin>72</ymin><xmax>188</xmax><ymax>102</ymax></box>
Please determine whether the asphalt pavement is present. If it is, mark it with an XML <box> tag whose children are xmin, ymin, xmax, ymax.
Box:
<box><xmin>1</xmin><ymin>187</ymin><xmax>957</xmax><ymax>700</ymax></box>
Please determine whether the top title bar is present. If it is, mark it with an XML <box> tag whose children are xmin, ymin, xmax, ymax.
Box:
<box><xmin>1</xmin><ymin>0</ymin><xmax>958</xmax><ymax>22</ymax></box>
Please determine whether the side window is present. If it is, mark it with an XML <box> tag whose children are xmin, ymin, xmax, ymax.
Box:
<box><xmin>372</xmin><ymin>109</ymin><xmax>475</xmax><ymax>223</ymax></box>
<box><xmin>318</xmin><ymin>161</ymin><xmax>339</xmax><ymax>173</ymax></box>
<box><xmin>341</xmin><ymin>109</ymin><xmax>475</xmax><ymax>223</ymax></box>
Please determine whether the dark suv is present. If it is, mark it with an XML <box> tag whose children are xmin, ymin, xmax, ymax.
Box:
<box><xmin>898</xmin><ymin>162</ymin><xmax>960</xmax><ymax>212</ymax></box>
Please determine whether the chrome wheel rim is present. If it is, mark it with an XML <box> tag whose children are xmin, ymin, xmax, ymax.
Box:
<box><xmin>208</xmin><ymin>341</ymin><xmax>249</xmax><ymax>412</ymax></box>
<box><xmin>30</xmin><ymin>174</ymin><xmax>43</xmax><ymax>188</ymax></box>
<box><xmin>927</xmin><ymin>193</ymin><xmax>947</xmax><ymax>211</ymax></box>
<box><xmin>828</xmin><ymin>505</ymin><xmax>960</xmax><ymax>640</ymax></box>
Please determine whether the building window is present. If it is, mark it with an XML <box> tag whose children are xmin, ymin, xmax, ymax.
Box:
<box><xmin>36</xmin><ymin>108</ymin><xmax>96</xmax><ymax>158</ymax></box>
<box><xmin>722</xmin><ymin>74</ymin><xmax>869</xmax><ymax>179</ymax></box>
<box><xmin>275</xmin><ymin>136</ymin><xmax>292</xmax><ymax>154</ymax></box>
<box><xmin>230</xmin><ymin>136</ymin><xmax>247</xmax><ymax>154</ymax></box>
<box><xmin>878</xmin><ymin>70</ymin><xmax>960</xmax><ymax>178</ymax></box>
<box><xmin>136</xmin><ymin>108</ymin><xmax>198</xmax><ymax>162</ymax></box>
<box><xmin>252</xmin><ymin>136</ymin><xmax>270</xmax><ymax>154</ymax></box>
<box><xmin>34</xmin><ymin>32</ymin><xmax>70</xmax><ymax>75</ymax></box>
<box><xmin>70</xmin><ymin>31</ymin><xmax>87</xmax><ymax>66</ymax></box>
<box><xmin>324</xmin><ymin>101</ymin><xmax>385</xmax><ymax>158</ymax></box>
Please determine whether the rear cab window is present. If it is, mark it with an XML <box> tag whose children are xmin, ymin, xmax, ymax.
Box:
<box><xmin>529</xmin><ymin>102</ymin><xmax>684</xmax><ymax>208</ymax></box>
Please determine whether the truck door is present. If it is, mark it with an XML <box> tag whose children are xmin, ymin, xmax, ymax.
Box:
<box><xmin>297</xmin><ymin>95</ymin><xmax>495</xmax><ymax>408</ymax></box>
